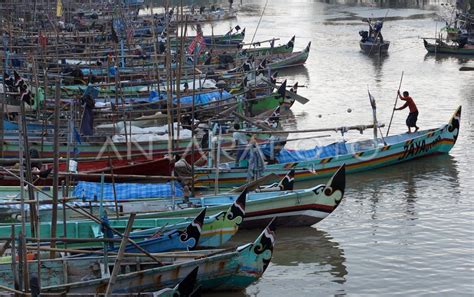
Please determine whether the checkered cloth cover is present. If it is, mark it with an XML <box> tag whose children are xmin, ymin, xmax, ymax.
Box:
<box><xmin>73</xmin><ymin>181</ymin><xmax>184</xmax><ymax>201</ymax></box>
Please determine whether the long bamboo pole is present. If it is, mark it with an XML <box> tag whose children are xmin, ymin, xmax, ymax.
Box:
<box><xmin>386</xmin><ymin>71</ymin><xmax>404</xmax><ymax>137</ymax></box>
<box><xmin>236</xmin><ymin>123</ymin><xmax>384</xmax><ymax>135</ymax></box>
<box><xmin>105</xmin><ymin>213</ymin><xmax>135</xmax><ymax>297</ymax></box>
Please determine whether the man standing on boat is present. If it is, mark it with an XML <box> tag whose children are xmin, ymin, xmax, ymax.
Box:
<box><xmin>395</xmin><ymin>91</ymin><xmax>419</xmax><ymax>133</ymax></box>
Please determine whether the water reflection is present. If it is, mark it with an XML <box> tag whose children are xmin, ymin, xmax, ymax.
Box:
<box><xmin>362</xmin><ymin>53</ymin><xmax>389</xmax><ymax>84</ymax></box>
<box><xmin>403</xmin><ymin>168</ymin><xmax>418</xmax><ymax>220</ymax></box>
<box><xmin>315</xmin><ymin>0</ymin><xmax>441</xmax><ymax>9</ymax></box>
<box><xmin>423</xmin><ymin>53</ymin><xmax>474</xmax><ymax>64</ymax></box>
<box><xmin>345</xmin><ymin>154</ymin><xmax>461</xmax><ymax>220</ymax></box>
<box><xmin>279</xmin><ymin>65</ymin><xmax>310</xmax><ymax>83</ymax></box>
<box><xmin>270</xmin><ymin>227</ymin><xmax>347</xmax><ymax>280</ymax></box>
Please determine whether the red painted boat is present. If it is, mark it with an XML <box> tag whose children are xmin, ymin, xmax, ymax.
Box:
<box><xmin>0</xmin><ymin>152</ymin><xmax>203</xmax><ymax>186</ymax></box>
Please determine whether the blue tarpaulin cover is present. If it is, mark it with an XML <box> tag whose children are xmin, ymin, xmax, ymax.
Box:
<box><xmin>73</xmin><ymin>181</ymin><xmax>184</xmax><ymax>201</ymax></box>
<box><xmin>261</xmin><ymin>142</ymin><xmax>348</xmax><ymax>163</ymax></box>
<box><xmin>149</xmin><ymin>90</ymin><xmax>233</xmax><ymax>105</ymax></box>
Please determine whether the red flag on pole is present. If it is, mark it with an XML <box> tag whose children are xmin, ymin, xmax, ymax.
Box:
<box><xmin>187</xmin><ymin>33</ymin><xmax>206</xmax><ymax>55</ymax></box>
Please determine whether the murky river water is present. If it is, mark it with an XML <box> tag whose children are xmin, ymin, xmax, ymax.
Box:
<box><xmin>193</xmin><ymin>0</ymin><xmax>474</xmax><ymax>295</ymax></box>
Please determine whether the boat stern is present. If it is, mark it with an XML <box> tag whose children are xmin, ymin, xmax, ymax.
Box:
<box><xmin>447</xmin><ymin>105</ymin><xmax>461</xmax><ymax>145</ymax></box>
<box><xmin>438</xmin><ymin>105</ymin><xmax>462</xmax><ymax>153</ymax></box>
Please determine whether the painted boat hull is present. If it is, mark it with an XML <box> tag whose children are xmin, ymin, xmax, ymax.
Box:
<box><xmin>195</xmin><ymin>107</ymin><xmax>461</xmax><ymax>188</ymax></box>
<box><xmin>0</xmin><ymin>209</ymin><xmax>240</xmax><ymax>249</ymax></box>
<box><xmin>423</xmin><ymin>39</ymin><xmax>474</xmax><ymax>55</ymax></box>
<box><xmin>0</xmin><ymin>232</ymin><xmax>273</xmax><ymax>294</ymax></box>
<box><xmin>0</xmin><ymin>137</ymin><xmax>191</xmax><ymax>159</ymax></box>
<box><xmin>267</xmin><ymin>42</ymin><xmax>311</xmax><ymax>70</ymax></box>
<box><xmin>247</xmin><ymin>93</ymin><xmax>295</xmax><ymax>116</ymax></box>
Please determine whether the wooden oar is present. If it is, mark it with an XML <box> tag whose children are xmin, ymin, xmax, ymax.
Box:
<box><xmin>229</xmin><ymin>173</ymin><xmax>279</xmax><ymax>193</ymax></box>
<box><xmin>262</xmin><ymin>78</ymin><xmax>310</xmax><ymax>104</ymax></box>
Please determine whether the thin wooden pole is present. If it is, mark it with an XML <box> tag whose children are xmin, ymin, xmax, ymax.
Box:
<box><xmin>237</xmin><ymin>123</ymin><xmax>383</xmax><ymax>135</ymax></box>
<box><xmin>251</xmin><ymin>0</ymin><xmax>269</xmax><ymax>44</ymax></box>
<box><xmin>50</xmin><ymin>77</ymin><xmax>61</xmax><ymax>259</ymax></box>
<box><xmin>386</xmin><ymin>71</ymin><xmax>404</xmax><ymax>137</ymax></box>
<box><xmin>20</xmin><ymin>100</ymin><xmax>38</xmax><ymax>237</ymax></box>
<box><xmin>17</xmin><ymin>110</ymin><xmax>29</xmax><ymax>292</ymax></box>
<box><xmin>104</xmin><ymin>213</ymin><xmax>136</xmax><ymax>297</ymax></box>
<box><xmin>214</xmin><ymin>126</ymin><xmax>222</xmax><ymax>195</ymax></box>
<box><xmin>0</xmin><ymin>284</ymin><xmax>25</xmax><ymax>295</ymax></box>
<box><xmin>107</xmin><ymin>155</ymin><xmax>120</xmax><ymax>219</ymax></box>
<box><xmin>10</xmin><ymin>225</ymin><xmax>19</xmax><ymax>291</ymax></box>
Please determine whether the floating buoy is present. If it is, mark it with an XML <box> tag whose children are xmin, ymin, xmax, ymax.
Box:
<box><xmin>347</xmin><ymin>108</ymin><xmax>352</xmax><ymax>113</ymax></box>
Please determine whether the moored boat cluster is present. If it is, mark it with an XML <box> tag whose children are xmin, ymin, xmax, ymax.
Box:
<box><xmin>0</xmin><ymin>0</ymin><xmax>466</xmax><ymax>296</ymax></box>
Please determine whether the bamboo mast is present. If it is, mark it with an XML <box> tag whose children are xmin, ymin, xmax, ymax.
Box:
<box><xmin>50</xmin><ymin>28</ymin><xmax>61</xmax><ymax>258</ymax></box>
<box><xmin>104</xmin><ymin>213</ymin><xmax>136</xmax><ymax>296</ymax></box>
<box><xmin>17</xmin><ymin>104</ymin><xmax>29</xmax><ymax>292</ymax></box>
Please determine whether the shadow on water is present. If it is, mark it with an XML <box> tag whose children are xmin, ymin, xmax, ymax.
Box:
<box><xmin>278</xmin><ymin>65</ymin><xmax>310</xmax><ymax>82</ymax></box>
<box><xmin>210</xmin><ymin>227</ymin><xmax>347</xmax><ymax>296</ymax></box>
<box><xmin>423</xmin><ymin>52</ymin><xmax>474</xmax><ymax>64</ymax></box>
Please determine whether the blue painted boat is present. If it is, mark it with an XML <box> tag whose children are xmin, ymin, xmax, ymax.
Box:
<box><xmin>114</xmin><ymin>208</ymin><xmax>206</xmax><ymax>253</ymax></box>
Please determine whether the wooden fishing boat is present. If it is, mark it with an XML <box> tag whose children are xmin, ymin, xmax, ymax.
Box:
<box><xmin>266</xmin><ymin>42</ymin><xmax>311</xmax><ymax>70</ymax></box>
<box><xmin>359</xmin><ymin>40</ymin><xmax>390</xmax><ymax>55</ymax></box>
<box><xmin>195</xmin><ymin>106</ymin><xmax>461</xmax><ymax>188</ymax></box>
<box><xmin>174</xmin><ymin>8</ymin><xmax>237</xmax><ymax>23</ymax></box>
<box><xmin>0</xmin><ymin>166</ymin><xmax>343</xmax><ymax>235</ymax></box>
<box><xmin>423</xmin><ymin>39</ymin><xmax>474</xmax><ymax>55</ymax></box>
<box><xmin>240</xmin><ymin>36</ymin><xmax>296</xmax><ymax>57</ymax></box>
<box><xmin>0</xmin><ymin>137</ymin><xmax>191</xmax><ymax>159</ymax></box>
<box><xmin>154</xmin><ymin>267</ymin><xmax>200</xmax><ymax>297</ymax></box>
<box><xmin>0</xmin><ymin>223</ymin><xmax>275</xmax><ymax>294</ymax></box>
<box><xmin>168</xmin><ymin>28</ymin><xmax>245</xmax><ymax>47</ymax></box>
<box><xmin>106</xmin><ymin>208</ymin><xmax>207</xmax><ymax>254</ymax></box>
<box><xmin>246</xmin><ymin>87</ymin><xmax>296</xmax><ymax>116</ymax></box>
<box><xmin>0</xmin><ymin>190</ymin><xmax>247</xmax><ymax>249</ymax></box>
<box><xmin>133</xmin><ymin>165</ymin><xmax>345</xmax><ymax>229</ymax></box>
<box><xmin>359</xmin><ymin>18</ymin><xmax>389</xmax><ymax>55</ymax></box>
<box><xmin>0</xmin><ymin>151</ymin><xmax>204</xmax><ymax>186</ymax></box>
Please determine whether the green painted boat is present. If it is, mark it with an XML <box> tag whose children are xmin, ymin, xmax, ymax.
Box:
<box><xmin>0</xmin><ymin>190</ymin><xmax>247</xmax><ymax>249</ymax></box>
<box><xmin>267</xmin><ymin>42</ymin><xmax>311</xmax><ymax>70</ymax></box>
<box><xmin>247</xmin><ymin>90</ymin><xmax>295</xmax><ymax>116</ymax></box>
<box><xmin>423</xmin><ymin>39</ymin><xmax>474</xmax><ymax>55</ymax></box>
<box><xmin>241</xmin><ymin>36</ymin><xmax>295</xmax><ymax>57</ymax></box>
